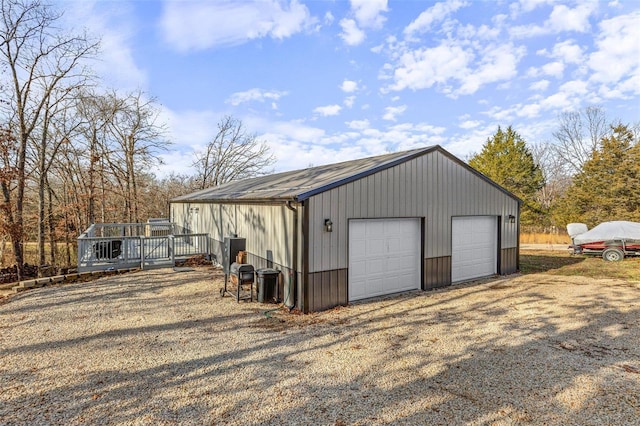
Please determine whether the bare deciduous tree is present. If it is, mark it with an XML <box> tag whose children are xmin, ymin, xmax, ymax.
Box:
<box><xmin>530</xmin><ymin>141</ymin><xmax>571</xmax><ymax>208</ymax></box>
<box><xmin>74</xmin><ymin>89</ymin><xmax>122</xmax><ymax>226</ymax></box>
<box><xmin>0</xmin><ymin>126</ymin><xmax>18</xmax><ymax>265</ymax></box>
<box><xmin>0</xmin><ymin>0</ymin><xmax>98</xmax><ymax>279</ymax></box>
<box><xmin>103</xmin><ymin>90</ymin><xmax>168</xmax><ymax>223</ymax></box>
<box><xmin>193</xmin><ymin>115</ymin><xmax>275</xmax><ymax>189</ymax></box>
<box><xmin>552</xmin><ymin>106</ymin><xmax>608</xmax><ymax>176</ymax></box>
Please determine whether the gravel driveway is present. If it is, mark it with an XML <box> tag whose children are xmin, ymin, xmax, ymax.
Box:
<box><xmin>1</xmin><ymin>267</ymin><xmax>639</xmax><ymax>425</ymax></box>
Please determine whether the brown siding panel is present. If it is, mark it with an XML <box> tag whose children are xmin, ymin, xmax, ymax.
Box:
<box><xmin>500</xmin><ymin>247</ymin><xmax>518</xmax><ymax>275</ymax></box>
<box><xmin>425</xmin><ymin>256</ymin><xmax>452</xmax><ymax>290</ymax></box>
<box><xmin>306</xmin><ymin>269</ymin><xmax>348</xmax><ymax>313</ymax></box>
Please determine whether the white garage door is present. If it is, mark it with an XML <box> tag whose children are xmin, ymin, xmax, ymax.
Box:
<box><xmin>349</xmin><ymin>218</ymin><xmax>421</xmax><ymax>301</ymax></box>
<box><xmin>452</xmin><ymin>216</ymin><xmax>497</xmax><ymax>283</ymax></box>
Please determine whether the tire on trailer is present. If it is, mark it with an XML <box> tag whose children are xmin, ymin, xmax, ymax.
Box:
<box><xmin>602</xmin><ymin>247</ymin><xmax>624</xmax><ymax>262</ymax></box>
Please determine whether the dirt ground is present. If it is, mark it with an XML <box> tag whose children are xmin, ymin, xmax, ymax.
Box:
<box><xmin>1</xmin><ymin>267</ymin><xmax>639</xmax><ymax>425</ymax></box>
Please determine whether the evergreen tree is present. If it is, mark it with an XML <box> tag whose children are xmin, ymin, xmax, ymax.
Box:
<box><xmin>469</xmin><ymin>126</ymin><xmax>545</xmax><ymax>226</ymax></box>
<box><xmin>560</xmin><ymin>124</ymin><xmax>640</xmax><ymax>226</ymax></box>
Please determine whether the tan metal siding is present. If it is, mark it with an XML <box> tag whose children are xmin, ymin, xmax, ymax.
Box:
<box><xmin>170</xmin><ymin>202</ymin><xmax>296</xmax><ymax>269</ymax></box>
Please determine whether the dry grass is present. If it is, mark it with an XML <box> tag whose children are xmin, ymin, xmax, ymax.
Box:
<box><xmin>520</xmin><ymin>249</ymin><xmax>640</xmax><ymax>281</ymax></box>
<box><xmin>520</xmin><ymin>232</ymin><xmax>571</xmax><ymax>244</ymax></box>
<box><xmin>0</xmin><ymin>242</ymin><xmax>76</xmax><ymax>268</ymax></box>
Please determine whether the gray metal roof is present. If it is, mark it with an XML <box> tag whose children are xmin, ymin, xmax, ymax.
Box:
<box><xmin>171</xmin><ymin>145</ymin><xmax>521</xmax><ymax>204</ymax></box>
<box><xmin>171</xmin><ymin>146</ymin><xmax>437</xmax><ymax>203</ymax></box>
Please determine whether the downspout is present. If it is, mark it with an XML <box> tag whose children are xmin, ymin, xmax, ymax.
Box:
<box><xmin>285</xmin><ymin>200</ymin><xmax>299</xmax><ymax>310</ymax></box>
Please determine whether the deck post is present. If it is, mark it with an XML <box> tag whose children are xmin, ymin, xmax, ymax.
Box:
<box><xmin>140</xmin><ymin>236</ymin><xmax>145</xmax><ymax>270</ymax></box>
<box><xmin>170</xmin><ymin>235</ymin><xmax>175</xmax><ymax>266</ymax></box>
<box><xmin>123</xmin><ymin>236</ymin><xmax>128</xmax><ymax>264</ymax></box>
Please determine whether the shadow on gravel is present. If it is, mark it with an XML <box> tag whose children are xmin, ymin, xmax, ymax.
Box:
<box><xmin>1</xmin><ymin>273</ymin><xmax>639</xmax><ymax>425</ymax></box>
<box><xmin>2</xmin><ymin>268</ymin><xmax>222</xmax><ymax>314</ymax></box>
<box><xmin>519</xmin><ymin>253</ymin><xmax>585</xmax><ymax>274</ymax></box>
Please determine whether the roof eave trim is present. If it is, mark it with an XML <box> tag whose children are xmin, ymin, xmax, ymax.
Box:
<box><xmin>170</xmin><ymin>197</ymin><xmax>299</xmax><ymax>205</ymax></box>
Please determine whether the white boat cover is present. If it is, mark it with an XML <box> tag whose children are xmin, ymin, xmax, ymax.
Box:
<box><xmin>567</xmin><ymin>223</ymin><xmax>588</xmax><ymax>238</ymax></box>
<box><xmin>573</xmin><ymin>221</ymin><xmax>640</xmax><ymax>245</ymax></box>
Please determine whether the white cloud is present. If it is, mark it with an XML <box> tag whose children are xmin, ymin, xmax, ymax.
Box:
<box><xmin>242</xmin><ymin>117</ymin><xmax>422</xmax><ymax>172</ymax></box>
<box><xmin>254</xmin><ymin>119</ymin><xmax>327</xmax><ymax>143</ymax></box>
<box><xmin>162</xmin><ymin>111</ymin><xmax>454</xmax><ymax>174</ymax></box>
<box><xmin>339</xmin><ymin>0</ymin><xmax>388</xmax><ymax>46</ymax></box>
<box><xmin>226</xmin><ymin>89</ymin><xmax>288</xmax><ymax>106</ymax></box>
<box><xmin>382</xmin><ymin>105</ymin><xmax>407</xmax><ymax>121</ymax></box>
<box><xmin>509</xmin><ymin>0</ymin><xmax>554</xmax><ymax>16</ymax></box>
<box><xmin>346</xmin><ymin>119</ymin><xmax>371</xmax><ymax>130</ymax></box>
<box><xmin>538</xmin><ymin>92</ymin><xmax>573</xmax><ymax>110</ymax></box>
<box><xmin>541</xmin><ymin>61</ymin><xmax>565</xmax><ymax>78</ymax></box>
<box><xmin>404</xmin><ymin>0</ymin><xmax>469</xmax><ymax>39</ymax></box>
<box><xmin>385</xmin><ymin>38</ymin><xmax>524</xmax><ymax>97</ymax></box>
<box><xmin>481</xmin><ymin>105</ymin><xmax>517</xmax><ymax>122</ymax></box>
<box><xmin>459</xmin><ymin>120</ymin><xmax>481</xmax><ymax>129</ymax></box>
<box><xmin>313</xmin><ymin>104</ymin><xmax>342</xmax><ymax>116</ymax></box>
<box><xmin>157</xmin><ymin>150</ymin><xmax>199</xmax><ymax>177</ymax></box>
<box><xmin>243</xmin><ymin>119</ymin><xmax>364</xmax><ymax>169</ymax></box>
<box><xmin>340</xmin><ymin>80</ymin><xmax>359</xmax><ymax>93</ymax></box>
<box><xmin>550</xmin><ymin>40</ymin><xmax>584</xmax><ymax>64</ymax></box>
<box><xmin>63</xmin><ymin>1</ymin><xmax>146</xmax><ymax>90</ymax></box>
<box><xmin>456</xmin><ymin>43</ymin><xmax>526</xmax><ymax>96</ymax></box>
<box><xmin>558</xmin><ymin>80</ymin><xmax>589</xmax><ymax>96</ymax></box>
<box><xmin>161</xmin><ymin>108</ymin><xmax>221</xmax><ymax>152</ymax></box>
<box><xmin>344</xmin><ymin>96</ymin><xmax>356</xmax><ymax>108</ymax></box>
<box><xmin>445</xmin><ymin>124</ymin><xmax>500</xmax><ymax>159</ymax></box>
<box><xmin>350</xmin><ymin>0</ymin><xmax>388</xmax><ymax>29</ymax></box>
<box><xmin>474</xmin><ymin>24</ymin><xmax>501</xmax><ymax>40</ymax></box>
<box><xmin>339</xmin><ymin>18</ymin><xmax>366</xmax><ymax>46</ymax></box>
<box><xmin>588</xmin><ymin>11</ymin><xmax>640</xmax><ymax>94</ymax></box>
<box><xmin>516</xmin><ymin>103</ymin><xmax>542</xmax><ymax>118</ymax></box>
<box><xmin>160</xmin><ymin>0</ymin><xmax>316</xmax><ymax>51</ymax></box>
<box><xmin>529</xmin><ymin>79</ymin><xmax>550</xmax><ymax>91</ymax></box>
<box><xmin>324</xmin><ymin>11</ymin><xmax>335</xmax><ymax>25</ymax></box>
<box><xmin>386</xmin><ymin>41</ymin><xmax>473</xmax><ymax>92</ymax></box>
<box><xmin>547</xmin><ymin>3</ymin><xmax>595</xmax><ymax>33</ymax></box>
<box><xmin>510</xmin><ymin>1</ymin><xmax>597</xmax><ymax>38</ymax></box>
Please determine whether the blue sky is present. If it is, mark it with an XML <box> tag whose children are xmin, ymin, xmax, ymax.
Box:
<box><xmin>63</xmin><ymin>0</ymin><xmax>639</xmax><ymax>176</ymax></box>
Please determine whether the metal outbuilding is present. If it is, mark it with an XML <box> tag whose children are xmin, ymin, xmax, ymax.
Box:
<box><xmin>170</xmin><ymin>145</ymin><xmax>521</xmax><ymax>313</ymax></box>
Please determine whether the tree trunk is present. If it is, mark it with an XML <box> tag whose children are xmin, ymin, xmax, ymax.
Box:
<box><xmin>47</xmin><ymin>182</ymin><xmax>56</xmax><ymax>266</ymax></box>
<box><xmin>63</xmin><ymin>182</ymin><xmax>71</xmax><ymax>266</ymax></box>
<box><xmin>88</xmin><ymin>129</ymin><xmax>97</xmax><ymax>225</ymax></box>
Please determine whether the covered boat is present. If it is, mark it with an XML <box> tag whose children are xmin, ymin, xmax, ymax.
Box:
<box><xmin>568</xmin><ymin>221</ymin><xmax>640</xmax><ymax>261</ymax></box>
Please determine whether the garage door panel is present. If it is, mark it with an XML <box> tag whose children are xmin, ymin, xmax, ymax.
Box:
<box><xmin>364</xmin><ymin>237</ymin><xmax>387</xmax><ymax>258</ymax></box>
<box><xmin>349</xmin><ymin>218</ymin><xmax>421</xmax><ymax>301</ymax></box>
<box><xmin>366</xmin><ymin>221</ymin><xmax>384</xmax><ymax>236</ymax></box>
<box><xmin>350</xmin><ymin>260</ymin><xmax>367</xmax><ymax>276</ymax></box>
<box><xmin>452</xmin><ymin>216</ymin><xmax>497</xmax><ymax>283</ymax></box>
<box><xmin>366</xmin><ymin>259</ymin><xmax>386</xmax><ymax>275</ymax></box>
<box><xmin>349</xmin><ymin>240</ymin><xmax>367</xmax><ymax>260</ymax></box>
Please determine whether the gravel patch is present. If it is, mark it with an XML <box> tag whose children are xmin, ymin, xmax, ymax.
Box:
<box><xmin>1</xmin><ymin>267</ymin><xmax>639</xmax><ymax>425</ymax></box>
